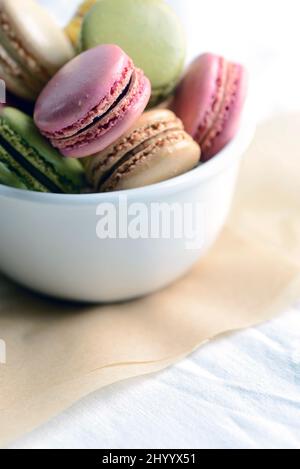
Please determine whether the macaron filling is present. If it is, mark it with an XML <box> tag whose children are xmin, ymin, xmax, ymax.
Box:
<box><xmin>88</xmin><ymin>115</ymin><xmax>183</xmax><ymax>185</ymax></box>
<box><xmin>0</xmin><ymin>133</ymin><xmax>62</xmax><ymax>192</ymax></box>
<box><xmin>0</xmin><ymin>114</ymin><xmax>83</xmax><ymax>193</ymax></box>
<box><xmin>98</xmin><ymin>128</ymin><xmax>186</xmax><ymax>191</ymax></box>
<box><xmin>64</xmin><ymin>71</ymin><xmax>133</xmax><ymax>137</ymax></box>
<box><xmin>0</xmin><ymin>43</ymin><xmax>40</xmax><ymax>96</ymax></box>
<box><xmin>100</xmin><ymin>129</ymin><xmax>188</xmax><ymax>192</ymax></box>
<box><xmin>0</xmin><ymin>43</ymin><xmax>23</xmax><ymax>77</ymax></box>
<box><xmin>41</xmin><ymin>60</ymin><xmax>133</xmax><ymax>140</ymax></box>
<box><xmin>48</xmin><ymin>67</ymin><xmax>148</xmax><ymax>154</ymax></box>
<box><xmin>0</xmin><ymin>145</ymin><xmax>47</xmax><ymax>191</ymax></box>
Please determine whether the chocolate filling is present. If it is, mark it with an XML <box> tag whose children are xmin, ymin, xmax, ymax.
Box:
<box><xmin>59</xmin><ymin>76</ymin><xmax>133</xmax><ymax>141</ymax></box>
<box><xmin>0</xmin><ymin>135</ymin><xmax>62</xmax><ymax>193</ymax></box>
<box><xmin>98</xmin><ymin>128</ymin><xmax>183</xmax><ymax>191</ymax></box>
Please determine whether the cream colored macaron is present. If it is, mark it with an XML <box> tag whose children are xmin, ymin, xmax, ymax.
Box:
<box><xmin>85</xmin><ymin>110</ymin><xmax>201</xmax><ymax>192</ymax></box>
<box><xmin>0</xmin><ymin>0</ymin><xmax>74</xmax><ymax>100</ymax></box>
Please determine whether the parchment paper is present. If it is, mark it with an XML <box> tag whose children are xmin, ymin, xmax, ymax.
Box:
<box><xmin>0</xmin><ymin>113</ymin><xmax>300</xmax><ymax>447</ymax></box>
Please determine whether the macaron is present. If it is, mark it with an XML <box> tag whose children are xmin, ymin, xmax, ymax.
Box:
<box><xmin>80</xmin><ymin>0</ymin><xmax>186</xmax><ymax>106</ymax></box>
<box><xmin>172</xmin><ymin>53</ymin><xmax>248</xmax><ymax>161</ymax></box>
<box><xmin>0</xmin><ymin>0</ymin><xmax>74</xmax><ymax>101</ymax></box>
<box><xmin>85</xmin><ymin>109</ymin><xmax>201</xmax><ymax>192</ymax></box>
<box><xmin>34</xmin><ymin>45</ymin><xmax>151</xmax><ymax>158</ymax></box>
<box><xmin>0</xmin><ymin>107</ymin><xmax>85</xmax><ymax>193</ymax></box>
<box><xmin>65</xmin><ymin>0</ymin><xmax>97</xmax><ymax>47</ymax></box>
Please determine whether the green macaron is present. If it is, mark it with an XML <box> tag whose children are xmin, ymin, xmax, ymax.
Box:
<box><xmin>0</xmin><ymin>107</ymin><xmax>85</xmax><ymax>193</ymax></box>
<box><xmin>80</xmin><ymin>0</ymin><xmax>186</xmax><ymax>106</ymax></box>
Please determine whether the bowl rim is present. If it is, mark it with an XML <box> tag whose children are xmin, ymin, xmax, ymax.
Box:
<box><xmin>0</xmin><ymin>108</ymin><xmax>256</xmax><ymax>205</ymax></box>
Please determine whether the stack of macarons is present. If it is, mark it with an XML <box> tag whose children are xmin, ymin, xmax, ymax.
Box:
<box><xmin>0</xmin><ymin>0</ymin><xmax>248</xmax><ymax>194</ymax></box>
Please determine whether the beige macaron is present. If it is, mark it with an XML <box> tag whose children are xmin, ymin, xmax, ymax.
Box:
<box><xmin>85</xmin><ymin>109</ymin><xmax>201</xmax><ymax>192</ymax></box>
<box><xmin>0</xmin><ymin>0</ymin><xmax>74</xmax><ymax>100</ymax></box>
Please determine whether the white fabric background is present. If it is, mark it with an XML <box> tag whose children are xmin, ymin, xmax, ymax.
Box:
<box><xmin>10</xmin><ymin>0</ymin><xmax>300</xmax><ymax>449</ymax></box>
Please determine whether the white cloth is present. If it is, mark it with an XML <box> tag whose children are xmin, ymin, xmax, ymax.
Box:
<box><xmin>11</xmin><ymin>0</ymin><xmax>300</xmax><ymax>449</ymax></box>
<box><xmin>11</xmin><ymin>307</ymin><xmax>300</xmax><ymax>449</ymax></box>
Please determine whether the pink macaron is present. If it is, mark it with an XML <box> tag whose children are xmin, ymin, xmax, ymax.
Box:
<box><xmin>172</xmin><ymin>53</ymin><xmax>248</xmax><ymax>161</ymax></box>
<box><xmin>34</xmin><ymin>45</ymin><xmax>151</xmax><ymax>158</ymax></box>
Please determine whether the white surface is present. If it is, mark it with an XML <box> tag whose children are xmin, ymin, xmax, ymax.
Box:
<box><xmin>10</xmin><ymin>0</ymin><xmax>300</xmax><ymax>449</ymax></box>
<box><xmin>11</xmin><ymin>307</ymin><xmax>300</xmax><ymax>450</ymax></box>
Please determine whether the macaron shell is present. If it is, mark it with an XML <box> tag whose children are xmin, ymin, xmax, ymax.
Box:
<box><xmin>0</xmin><ymin>59</ymin><xmax>33</xmax><ymax>101</ymax></box>
<box><xmin>60</xmin><ymin>71</ymin><xmax>151</xmax><ymax>158</ymax></box>
<box><xmin>0</xmin><ymin>107</ymin><xmax>85</xmax><ymax>193</ymax></box>
<box><xmin>34</xmin><ymin>45</ymin><xmax>134</xmax><ymax>135</ymax></box>
<box><xmin>0</xmin><ymin>155</ymin><xmax>31</xmax><ymax>190</ymax></box>
<box><xmin>0</xmin><ymin>24</ymin><xmax>46</xmax><ymax>85</ymax></box>
<box><xmin>101</xmin><ymin>131</ymin><xmax>200</xmax><ymax>192</ymax></box>
<box><xmin>0</xmin><ymin>159</ymin><xmax>27</xmax><ymax>189</ymax></box>
<box><xmin>201</xmin><ymin>63</ymin><xmax>248</xmax><ymax>160</ymax></box>
<box><xmin>35</xmin><ymin>45</ymin><xmax>151</xmax><ymax>159</ymax></box>
<box><xmin>81</xmin><ymin>0</ymin><xmax>186</xmax><ymax>104</ymax></box>
<box><xmin>0</xmin><ymin>43</ymin><xmax>41</xmax><ymax>100</ymax></box>
<box><xmin>0</xmin><ymin>0</ymin><xmax>74</xmax><ymax>77</ymax></box>
<box><xmin>86</xmin><ymin>109</ymin><xmax>183</xmax><ymax>188</ymax></box>
<box><xmin>172</xmin><ymin>53</ymin><xmax>248</xmax><ymax>160</ymax></box>
<box><xmin>0</xmin><ymin>144</ymin><xmax>48</xmax><ymax>191</ymax></box>
<box><xmin>172</xmin><ymin>54</ymin><xmax>223</xmax><ymax>138</ymax></box>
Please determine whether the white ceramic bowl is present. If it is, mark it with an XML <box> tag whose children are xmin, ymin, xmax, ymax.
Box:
<box><xmin>0</xmin><ymin>113</ymin><xmax>255</xmax><ymax>302</ymax></box>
